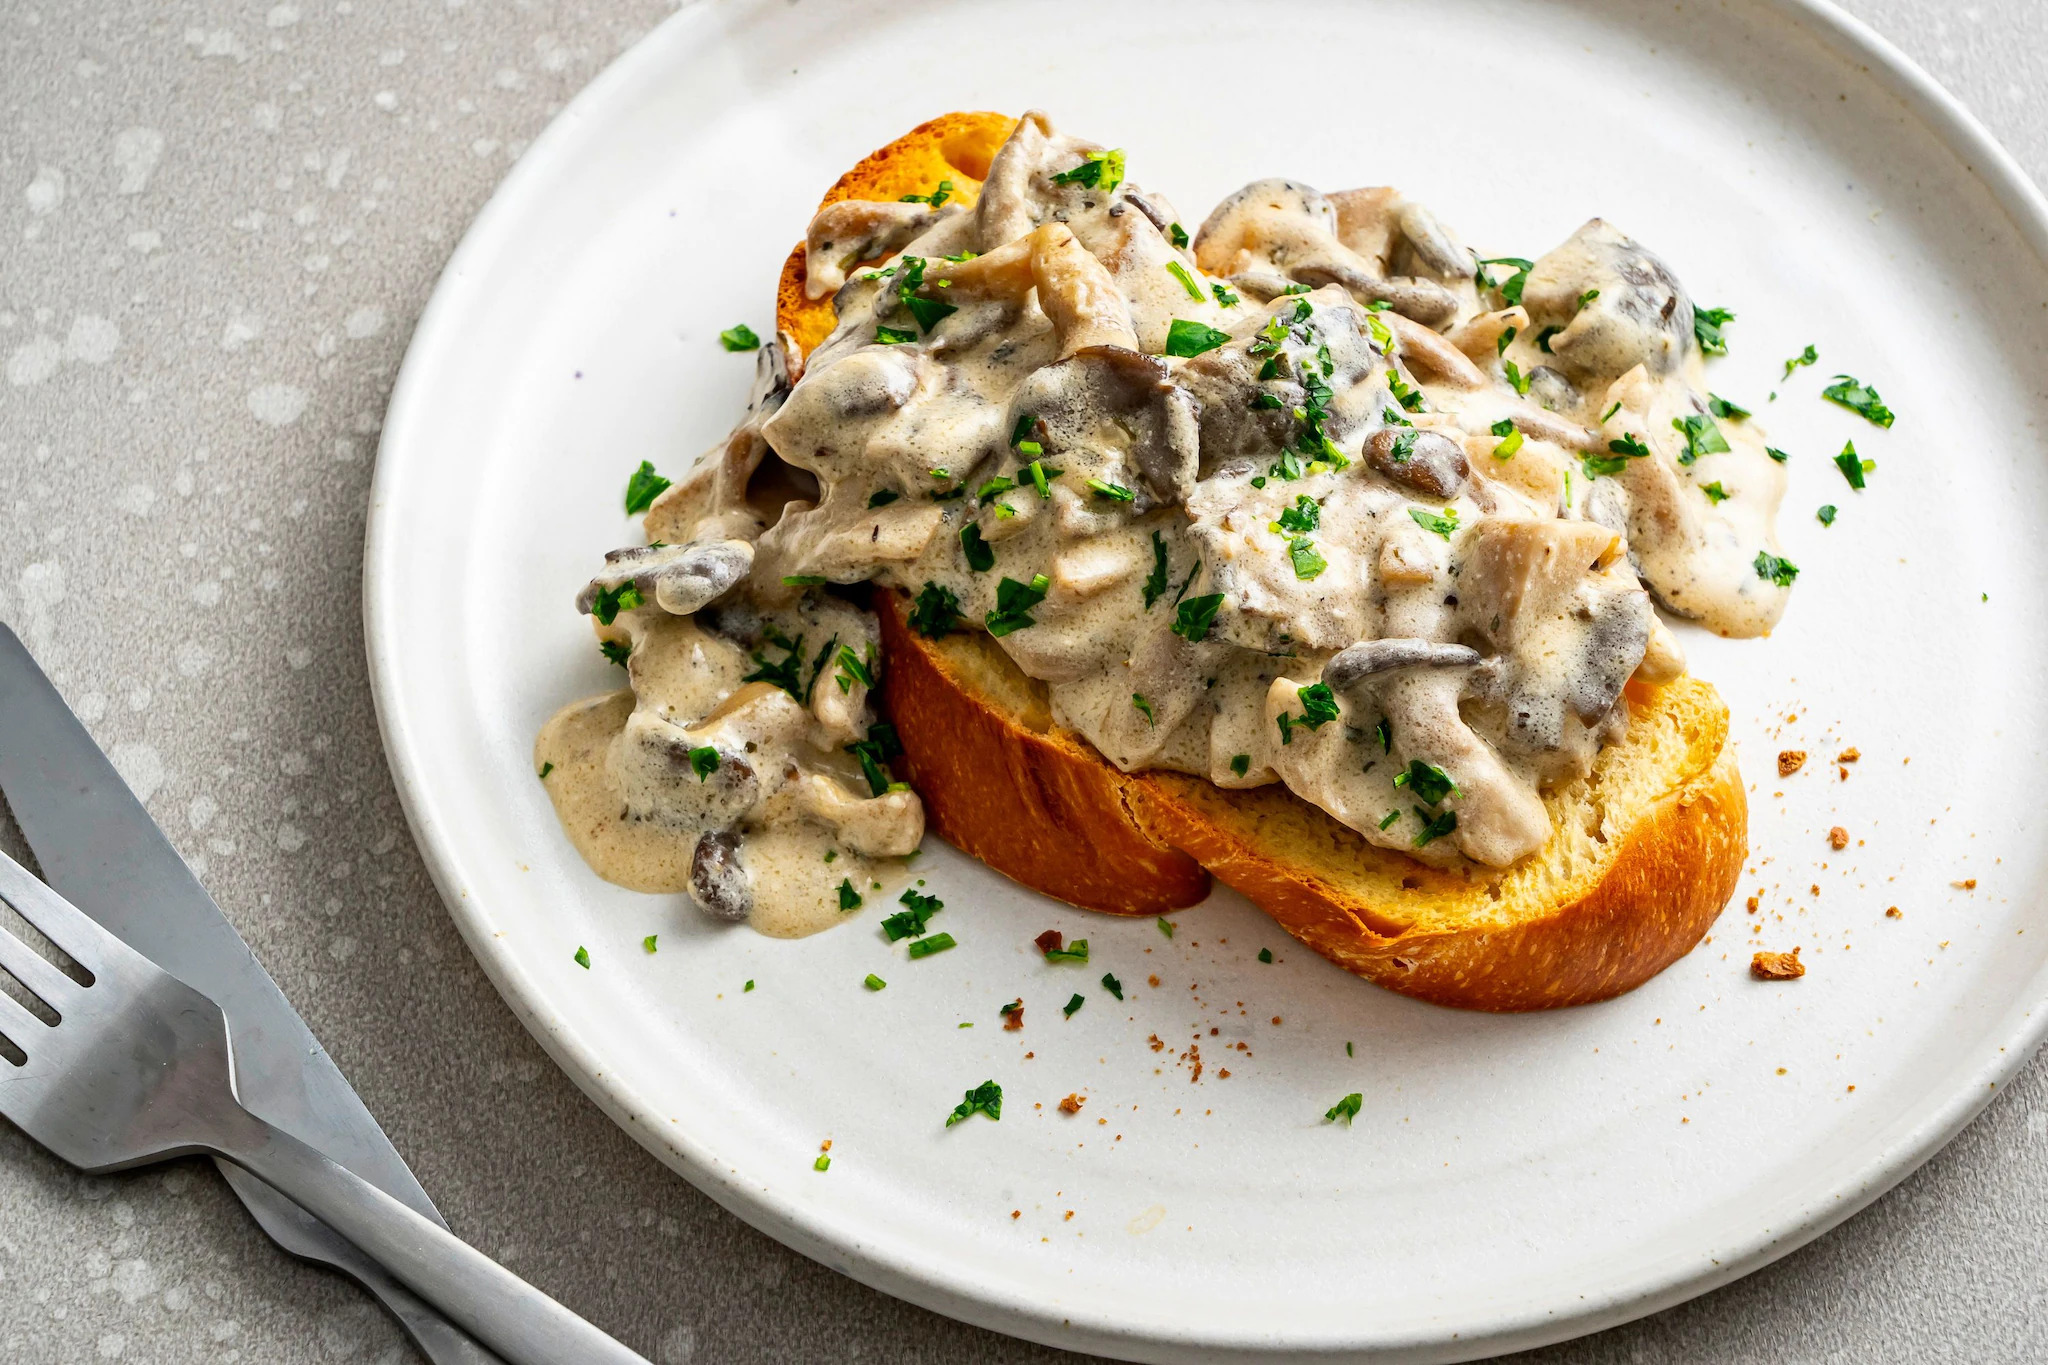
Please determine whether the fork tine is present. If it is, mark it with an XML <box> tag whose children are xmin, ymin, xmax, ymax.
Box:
<box><xmin>0</xmin><ymin>960</ymin><xmax>52</xmax><ymax>1054</ymax></box>
<box><xmin>0</xmin><ymin>915</ymin><xmax>84</xmax><ymax>1012</ymax></box>
<box><xmin>0</xmin><ymin>847</ymin><xmax>119</xmax><ymax>978</ymax></box>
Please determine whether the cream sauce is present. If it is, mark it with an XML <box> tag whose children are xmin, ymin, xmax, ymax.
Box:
<box><xmin>541</xmin><ymin>109</ymin><xmax>1791</xmax><ymax>926</ymax></box>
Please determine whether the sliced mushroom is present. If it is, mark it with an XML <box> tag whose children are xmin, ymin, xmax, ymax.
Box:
<box><xmin>1014</xmin><ymin>344</ymin><xmax>1198</xmax><ymax>504</ymax></box>
<box><xmin>689</xmin><ymin>830</ymin><xmax>752</xmax><ymax>922</ymax></box>
<box><xmin>1381</xmin><ymin>312</ymin><xmax>1484</xmax><ymax>388</ymax></box>
<box><xmin>1322</xmin><ymin>638</ymin><xmax>1483</xmax><ymax>691</ymax></box>
<box><xmin>576</xmin><ymin>539</ymin><xmax>755</xmax><ymax>619</ymax></box>
<box><xmin>803</xmin><ymin>200</ymin><xmax>948</xmax><ymax>299</ymax></box>
<box><xmin>1521</xmin><ymin>219</ymin><xmax>1694</xmax><ymax>382</ymax></box>
<box><xmin>1365</xmin><ymin>428</ymin><xmax>1468</xmax><ymax>499</ymax></box>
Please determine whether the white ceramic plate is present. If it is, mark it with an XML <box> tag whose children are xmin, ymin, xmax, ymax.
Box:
<box><xmin>365</xmin><ymin>1</ymin><xmax>2048</xmax><ymax>1359</ymax></box>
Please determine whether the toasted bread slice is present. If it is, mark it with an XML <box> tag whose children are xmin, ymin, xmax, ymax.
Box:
<box><xmin>775</xmin><ymin>111</ymin><xmax>1017</xmax><ymax>358</ymax></box>
<box><xmin>877</xmin><ymin>590</ymin><xmax>1745</xmax><ymax>1010</ymax></box>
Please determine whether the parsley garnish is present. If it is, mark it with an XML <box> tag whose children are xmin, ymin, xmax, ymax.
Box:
<box><xmin>1294</xmin><ymin>682</ymin><xmax>1340</xmax><ymax>730</ymax></box>
<box><xmin>1496</xmin><ymin>325</ymin><xmax>1518</xmax><ymax>356</ymax></box>
<box><xmin>946</xmin><ymin>1080</ymin><xmax>1003</xmax><ymax>1127</ymax></box>
<box><xmin>1766</xmin><ymin>446</ymin><xmax>1790</xmax><ymax>464</ymax></box>
<box><xmin>1477</xmin><ymin>256</ymin><xmax>1533</xmax><ymax>305</ymax></box>
<box><xmin>1325</xmin><ymin>1092</ymin><xmax>1363</xmax><ymax>1124</ymax></box>
<box><xmin>600</xmin><ymin>639</ymin><xmax>631</xmax><ymax>668</ymax></box>
<box><xmin>1257</xmin><ymin>947</ymin><xmax>1273</xmax><ymax>964</ymax></box>
<box><xmin>986</xmin><ymin>573</ymin><xmax>1049</xmax><ymax>636</ymax></box>
<box><xmin>960</xmin><ymin>523</ymin><xmax>995</xmax><ymax>572</ymax></box>
<box><xmin>1211</xmin><ymin>281</ymin><xmax>1240</xmax><ymax>307</ymax></box>
<box><xmin>1050</xmin><ymin>148</ymin><xmax>1124</xmax><ymax>191</ymax></box>
<box><xmin>1165</xmin><ymin>260</ymin><xmax>1205</xmax><ymax>302</ymax></box>
<box><xmin>1084</xmin><ymin>477</ymin><xmax>1133</xmax><ymax>502</ymax></box>
<box><xmin>1601</xmin><ymin>400</ymin><xmax>1621</xmax><ymax>422</ymax></box>
<box><xmin>1229</xmin><ymin>753</ymin><xmax>1251</xmax><ymax>777</ymax></box>
<box><xmin>1412</xmin><ymin>807</ymin><xmax>1457</xmax><ymax>847</ymax></box>
<box><xmin>1399</xmin><ymin>759</ymin><xmax>1458</xmax><ymax>805</ymax></box>
<box><xmin>875</xmin><ymin>325</ymin><xmax>917</xmax><ymax>345</ymax></box>
<box><xmin>1707</xmin><ymin>394</ymin><xmax>1750</xmax><ymax>420</ymax></box>
<box><xmin>834</xmin><ymin>644</ymin><xmax>875</xmax><ymax>693</ymax></box>
<box><xmin>1101</xmin><ymin>972</ymin><xmax>1123</xmax><ymax>1001</ymax></box>
<box><xmin>1010</xmin><ymin>412</ymin><xmax>1037</xmax><ymax>447</ymax></box>
<box><xmin>1386</xmin><ymin>366</ymin><xmax>1425</xmax><ymax>413</ymax></box>
<box><xmin>1490</xmin><ymin>418</ymin><xmax>1523</xmax><ymax>460</ymax></box>
<box><xmin>1754</xmin><ymin>550</ymin><xmax>1799</xmax><ymax>587</ymax></box>
<box><xmin>1157</xmin><ymin>917</ymin><xmax>1174</xmax><ymax>939</ymax></box>
<box><xmin>573</xmin><ymin>945</ymin><xmax>590</xmax><ymax>968</ymax></box>
<box><xmin>643</xmin><ymin>934</ymin><xmax>657</xmax><ymax>953</ymax></box>
<box><xmin>1132</xmin><ymin>693</ymin><xmax>1156</xmax><ymax>726</ymax></box>
<box><xmin>687</xmin><ymin>746</ymin><xmax>719</xmax><ymax>781</ymax></box>
<box><xmin>1701</xmin><ymin>481</ymin><xmax>1731</xmax><ymax>504</ymax></box>
<box><xmin>743</xmin><ymin>979</ymin><xmax>754</xmax><ymax>993</ymax></box>
<box><xmin>881</xmin><ymin>888</ymin><xmax>943</xmax><ymax>941</ymax></box>
<box><xmin>538</xmin><ymin>761</ymin><xmax>555</xmax><ymax>779</ymax></box>
<box><xmin>1833</xmin><ymin>440</ymin><xmax>1872</xmax><ymax>490</ymax></box>
<box><xmin>1171</xmin><ymin>592</ymin><xmax>1224</xmax><ymax>643</ymax></box>
<box><xmin>1817</xmin><ymin>504</ymin><xmax>1837</xmax><ymax>526</ymax></box>
<box><xmin>1824</xmin><ymin>375</ymin><xmax>1895</xmax><ymax>427</ymax></box>
<box><xmin>1577</xmin><ymin>288</ymin><xmax>1601</xmax><ymax>310</ymax></box>
<box><xmin>1276</xmin><ymin>494</ymin><xmax>1321</xmax><ymax>535</ymax></box>
<box><xmin>908</xmin><ymin>931</ymin><xmax>957</xmax><ymax>959</ymax></box>
<box><xmin>1609</xmin><ymin>433</ymin><xmax>1651</xmax><ymax>457</ymax></box>
<box><xmin>1377</xmin><ymin>809</ymin><xmax>1400</xmax><ymax>831</ymax></box>
<box><xmin>783</xmin><ymin>575</ymin><xmax>827</xmax><ymax>586</ymax></box>
<box><xmin>909</xmin><ymin>582</ymin><xmax>963</xmax><ymax>637</ymax></box>
<box><xmin>1165</xmin><ymin>319</ymin><xmax>1231</xmax><ymax>358</ymax></box>
<box><xmin>1375</xmin><ymin>717</ymin><xmax>1392</xmax><ymax>753</ymax></box>
<box><xmin>589</xmin><ymin>580</ymin><xmax>643</xmax><ymax>625</ymax></box>
<box><xmin>1534</xmin><ymin>325</ymin><xmax>1561</xmax><ymax>353</ymax></box>
<box><xmin>1502</xmin><ymin>358</ymin><xmax>1531</xmax><ymax>396</ymax></box>
<box><xmin>1043</xmin><ymin>938</ymin><xmax>1090</xmax><ymax>964</ymax></box>
<box><xmin>1693</xmin><ymin>305</ymin><xmax>1734</xmax><ymax>356</ymax></box>
<box><xmin>1288</xmin><ymin>537</ymin><xmax>1326</xmax><ymax>580</ymax></box>
<box><xmin>1782</xmin><ymin>344</ymin><xmax>1818</xmax><ymax>380</ymax></box>
<box><xmin>898</xmin><ymin>178</ymin><xmax>954</xmax><ymax>208</ymax></box>
<box><xmin>1024</xmin><ymin>459</ymin><xmax>1061</xmax><ymax>499</ymax></box>
<box><xmin>1062</xmin><ymin>993</ymin><xmax>1085</xmax><ymax>1018</ymax></box>
<box><xmin>1143</xmin><ymin>530</ymin><xmax>1170</xmax><ymax>609</ymax></box>
<box><xmin>1169</xmin><ymin>222</ymin><xmax>1190</xmax><ymax>248</ymax></box>
<box><xmin>741</xmin><ymin>633</ymin><xmax>806</xmax><ymax>697</ymax></box>
<box><xmin>837</xmin><ymin>879</ymin><xmax>863</xmax><ymax>911</ymax></box>
<box><xmin>1673</xmin><ymin>413</ymin><xmax>1730</xmax><ymax>465</ymax></box>
<box><xmin>719</xmin><ymin>324</ymin><xmax>761</xmax><ymax>352</ymax></box>
<box><xmin>867</xmin><ymin>489</ymin><xmax>901</xmax><ymax>509</ymax></box>
<box><xmin>623</xmin><ymin>460</ymin><xmax>671</xmax><ymax>515</ymax></box>
<box><xmin>1408</xmin><ymin>506</ymin><xmax>1458</xmax><ymax>539</ymax></box>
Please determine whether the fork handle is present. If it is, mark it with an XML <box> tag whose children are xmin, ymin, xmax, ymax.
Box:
<box><xmin>215</xmin><ymin>1111</ymin><xmax>650</xmax><ymax>1365</ymax></box>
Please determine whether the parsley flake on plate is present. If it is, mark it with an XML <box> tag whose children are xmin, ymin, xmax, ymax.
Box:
<box><xmin>718</xmin><ymin>323</ymin><xmax>761</xmax><ymax>352</ymax></box>
<box><xmin>946</xmin><ymin>1080</ymin><xmax>1003</xmax><ymax>1127</ymax></box>
<box><xmin>622</xmin><ymin>460</ymin><xmax>671</xmax><ymax>515</ymax></box>
<box><xmin>1822</xmin><ymin>374</ymin><xmax>1895</xmax><ymax>427</ymax></box>
<box><xmin>1325</xmin><ymin>1092</ymin><xmax>1364</xmax><ymax>1125</ymax></box>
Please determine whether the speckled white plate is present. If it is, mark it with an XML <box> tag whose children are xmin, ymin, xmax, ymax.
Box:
<box><xmin>364</xmin><ymin>1</ymin><xmax>2048</xmax><ymax>1359</ymax></box>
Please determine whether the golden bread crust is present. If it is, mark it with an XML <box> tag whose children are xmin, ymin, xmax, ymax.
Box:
<box><xmin>775</xmin><ymin>112</ymin><xmax>1017</xmax><ymax>359</ymax></box>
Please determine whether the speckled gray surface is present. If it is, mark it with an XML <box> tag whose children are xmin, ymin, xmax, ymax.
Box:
<box><xmin>2</xmin><ymin>1</ymin><xmax>2045</xmax><ymax>1361</ymax></box>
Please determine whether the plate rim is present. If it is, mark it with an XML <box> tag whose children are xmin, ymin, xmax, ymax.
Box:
<box><xmin>362</xmin><ymin>1</ymin><xmax>2048</xmax><ymax>1359</ymax></box>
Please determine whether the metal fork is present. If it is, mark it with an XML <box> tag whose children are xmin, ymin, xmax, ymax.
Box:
<box><xmin>0</xmin><ymin>849</ymin><xmax>650</xmax><ymax>1365</ymax></box>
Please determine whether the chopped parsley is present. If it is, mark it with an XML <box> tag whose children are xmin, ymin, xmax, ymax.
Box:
<box><xmin>1157</xmin><ymin>917</ymin><xmax>1175</xmax><ymax>939</ymax></box>
<box><xmin>1165</xmin><ymin>319</ymin><xmax>1231</xmax><ymax>358</ymax></box>
<box><xmin>538</xmin><ymin>761</ymin><xmax>555</xmax><ymax>779</ymax></box>
<box><xmin>687</xmin><ymin>746</ymin><xmax>720</xmax><ymax>781</ymax></box>
<box><xmin>907</xmin><ymin>932</ymin><xmax>956</xmax><ymax>959</ymax></box>
<box><xmin>1502</xmin><ymin>359</ymin><xmax>1532</xmax><ymax>396</ymax></box>
<box><xmin>909</xmin><ymin>581</ymin><xmax>964</xmax><ymax>637</ymax></box>
<box><xmin>1050</xmin><ymin>148</ymin><xmax>1124</xmax><ymax>191</ymax></box>
<box><xmin>1476</xmin><ymin>256</ymin><xmax>1533</xmax><ymax>305</ymax></box>
<box><xmin>600</xmin><ymin>639</ymin><xmax>631</xmax><ymax>668</ymax></box>
<box><xmin>1062</xmin><ymin>992</ymin><xmax>1085</xmax><ymax>1018</ymax></box>
<box><xmin>1408</xmin><ymin>506</ymin><xmax>1459</xmax><ymax>539</ymax></box>
<box><xmin>1601</xmin><ymin>400</ymin><xmax>1621</xmax><ymax>422</ymax></box>
<box><xmin>1168</xmin><ymin>222</ymin><xmax>1190</xmax><ymax>248</ymax></box>
<box><xmin>1817</xmin><ymin>504</ymin><xmax>1838</xmax><ymax>526</ymax></box>
<box><xmin>960</xmin><ymin>523</ymin><xmax>995</xmax><ymax>572</ymax></box>
<box><xmin>1257</xmin><ymin>947</ymin><xmax>1273</xmax><ymax>964</ymax></box>
<box><xmin>1023</xmin><ymin>459</ymin><xmax>1062</xmax><ymax>499</ymax></box>
<box><xmin>1398</xmin><ymin>759</ymin><xmax>1458</xmax><ymax>806</ymax></box>
<box><xmin>837</xmin><ymin>879</ymin><xmax>863</xmax><ymax>911</ymax></box>
<box><xmin>718</xmin><ymin>323</ymin><xmax>761</xmax><ymax>352</ymax></box>
<box><xmin>1296</xmin><ymin>682</ymin><xmax>1340</xmax><ymax>729</ymax></box>
<box><xmin>985</xmin><ymin>573</ymin><xmax>1050</xmax><ymax>637</ymax></box>
<box><xmin>741</xmin><ymin>632</ymin><xmax>806</xmax><ymax>697</ymax></box>
<box><xmin>945</xmin><ymin>1079</ymin><xmax>1003</xmax><ymax>1127</ymax></box>
<box><xmin>1010</xmin><ymin>412</ymin><xmax>1037</xmax><ymax>447</ymax></box>
<box><xmin>1754</xmin><ymin>550</ymin><xmax>1800</xmax><ymax>587</ymax></box>
<box><xmin>1171</xmin><ymin>592</ymin><xmax>1224</xmax><ymax>643</ymax></box>
<box><xmin>1276</xmin><ymin>494</ymin><xmax>1321</xmax><ymax>535</ymax></box>
<box><xmin>623</xmin><ymin>460</ymin><xmax>671</xmax><ymax>515</ymax></box>
<box><xmin>1132</xmin><ymin>693</ymin><xmax>1157</xmax><ymax>726</ymax></box>
<box><xmin>782</xmin><ymin>574</ymin><xmax>828</xmax><ymax>586</ymax></box>
<box><xmin>999</xmin><ymin>998</ymin><xmax>1023</xmax><ymax>1022</ymax></box>
<box><xmin>1693</xmin><ymin>305</ymin><xmax>1734</xmax><ymax>356</ymax></box>
<box><xmin>867</xmin><ymin>489</ymin><xmax>901</xmax><ymax>509</ymax></box>
<box><xmin>1496</xmin><ymin>325</ymin><xmax>1518</xmax><ymax>356</ymax></box>
<box><xmin>1672</xmin><ymin>413</ymin><xmax>1730</xmax><ymax>465</ymax></box>
<box><xmin>1823</xmin><ymin>374</ymin><xmax>1895</xmax><ymax>427</ymax></box>
<box><xmin>1143</xmin><ymin>530</ymin><xmax>1170</xmax><ymax>610</ymax></box>
<box><xmin>643</xmin><ymin>934</ymin><xmax>657</xmax><ymax>953</ymax></box>
<box><xmin>898</xmin><ymin>178</ymin><xmax>954</xmax><ymax>208</ymax></box>
<box><xmin>905</xmin><ymin>294</ymin><xmax>956</xmax><ymax>335</ymax></box>
<box><xmin>1378</xmin><ymin>809</ymin><xmax>1401</xmax><ymax>831</ymax></box>
<box><xmin>1783</xmin><ymin>344</ymin><xmax>1818</xmax><ymax>379</ymax></box>
<box><xmin>1412</xmin><ymin>807</ymin><xmax>1457</xmax><ymax>847</ymax></box>
<box><xmin>743</xmin><ymin>979</ymin><xmax>755</xmax><ymax>993</ymax></box>
<box><xmin>1211</xmin><ymin>281</ymin><xmax>1240</xmax><ymax>307</ymax></box>
<box><xmin>1101</xmin><ymin>972</ymin><xmax>1124</xmax><ymax>1000</ymax></box>
<box><xmin>834</xmin><ymin>644</ymin><xmax>875</xmax><ymax>694</ymax></box>
<box><xmin>1325</xmin><ymin>1092</ymin><xmax>1363</xmax><ymax>1125</ymax></box>
<box><xmin>814</xmin><ymin>1153</ymin><xmax>831</xmax><ymax>1171</ymax></box>
<box><xmin>1287</xmin><ymin>536</ymin><xmax>1327</xmax><ymax>580</ymax></box>
<box><xmin>1534</xmin><ymin>325</ymin><xmax>1561</xmax><ymax>353</ymax></box>
<box><xmin>1086</xmin><ymin>478</ymin><xmax>1134</xmax><ymax>502</ymax></box>
<box><xmin>1707</xmin><ymin>393</ymin><xmax>1750</xmax><ymax>420</ymax></box>
<box><xmin>1766</xmin><ymin>446</ymin><xmax>1791</xmax><ymax>464</ymax></box>
<box><xmin>875</xmin><ymin>324</ymin><xmax>917</xmax><ymax>345</ymax></box>
<box><xmin>1490</xmin><ymin>419</ymin><xmax>1523</xmax><ymax>460</ymax></box>
<box><xmin>1386</xmin><ymin>365</ymin><xmax>1426</xmax><ymax>413</ymax></box>
<box><xmin>1701</xmin><ymin>481</ymin><xmax>1731</xmax><ymax>504</ymax></box>
<box><xmin>1043</xmin><ymin>937</ymin><xmax>1090</xmax><ymax>964</ymax></box>
<box><xmin>1577</xmin><ymin>288</ymin><xmax>1601</xmax><ymax>310</ymax></box>
<box><xmin>585</xmin><ymin>578</ymin><xmax>642</xmax><ymax>628</ymax></box>
<box><xmin>1585</xmin><ymin>433</ymin><xmax>1650</xmax><ymax>478</ymax></box>
<box><xmin>1229</xmin><ymin>753</ymin><xmax>1251</xmax><ymax>778</ymax></box>
<box><xmin>1834</xmin><ymin>440</ymin><xmax>1873</xmax><ymax>490</ymax></box>
<box><xmin>882</xmin><ymin>888</ymin><xmax>944</xmax><ymax>941</ymax></box>
<box><xmin>1375</xmin><ymin>717</ymin><xmax>1392</xmax><ymax>753</ymax></box>
<box><xmin>1165</xmin><ymin>260</ymin><xmax>1206</xmax><ymax>302</ymax></box>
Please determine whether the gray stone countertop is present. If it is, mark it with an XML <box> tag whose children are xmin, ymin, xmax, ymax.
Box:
<box><xmin>2</xmin><ymin>2</ymin><xmax>2045</xmax><ymax>1361</ymax></box>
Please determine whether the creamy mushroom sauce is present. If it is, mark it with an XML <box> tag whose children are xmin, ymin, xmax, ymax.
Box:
<box><xmin>537</xmin><ymin>110</ymin><xmax>1790</xmax><ymax>930</ymax></box>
